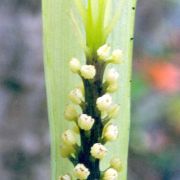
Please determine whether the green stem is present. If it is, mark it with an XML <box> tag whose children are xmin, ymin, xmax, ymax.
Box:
<box><xmin>79</xmin><ymin>60</ymin><xmax>105</xmax><ymax>179</ymax></box>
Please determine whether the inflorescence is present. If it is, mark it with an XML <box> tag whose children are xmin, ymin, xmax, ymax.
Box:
<box><xmin>59</xmin><ymin>44</ymin><xmax>123</xmax><ymax>180</ymax></box>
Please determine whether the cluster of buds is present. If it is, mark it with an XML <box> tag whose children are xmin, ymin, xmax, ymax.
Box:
<box><xmin>97</xmin><ymin>44</ymin><xmax>123</xmax><ymax>94</ymax></box>
<box><xmin>97</xmin><ymin>44</ymin><xmax>123</xmax><ymax>64</ymax></box>
<box><xmin>59</xmin><ymin>44</ymin><xmax>123</xmax><ymax>179</ymax></box>
<box><xmin>69</xmin><ymin>58</ymin><xmax>96</xmax><ymax>80</ymax></box>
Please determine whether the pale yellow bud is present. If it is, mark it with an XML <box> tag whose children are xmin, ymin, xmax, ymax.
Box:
<box><xmin>72</xmin><ymin>125</ymin><xmax>80</xmax><ymax>134</ymax></box>
<box><xmin>69</xmin><ymin>88</ymin><xmax>83</xmax><ymax>105</ymax></box>
<box><xmin>78</xmin><ymin>114</ymin><xmax>95</xmax><ymax>131</ymax></box>
<box><xmin>76</xmin><ymin>83</ymin><xmax>84</xmax><ymax>95</ymax></box>
<box><xmin>74</xmin><ymin>164</ymin><xmax>90</xmax><ymax>179</ymax></box>
<box><xmin>96</xmin><ymin>94</ymin><xmax>112</xmax><ymax>111</ymax></box>
<box><xmin>106</xmin><ymin>68</ymin><xmax>119</xmax><ymax>83</ymax></box>
<box><xmin>60</xmin><ymin>144</ymin><xmax>75</xmax><ymax>158</ymax></box>
<box><xmin>109</xmin><ymin>49</ymin><xmax>123</xmax><ymax>64</ymax></box>
<box><xmin>80</xmin><ymin>65</ymin><xmax>96</xmax><ymax>79</ymax></box>
<box><xmin>97</xmin><ymin>44</ymin><xmax>111</xmax><ymax>60</ymax></box>
<box><xmin>69</xmin><ymin>58</ymin><xmax>81</xmax><ymax>73</ymax></box>
<box><xmin>64</xmin><ymin>105</ymin><xmax>78</xmax><ymax>121</ymax></box>
<box><xmin>59</xmin><ymin>174</ymin><xmax>71</xmax><ymax>180</ymax></box>
<box><xmin>90</xmin><ymin>143</ymin><xmax>107</xmax><ymax>159</ymax></box>
<box><xmin>106</xmin><ymin>82</ymin><xmax>118</xmax><ymax>93</ymax></box>
<box><xmin>107</xmin><ymin>104</ymin><xmax>120</xmax><ymax>118</ymax></box>
<box><xmin>103</xmin><ymin>168</ymin><xmax>118</xmax><ymax>180</ymax></box>
<box><xmin>103</xmin><ymin>124</ymin><xmax>118</xmax><ymax>141</ymax></box>
<box><xmin>61</xmin><ymin>129</ymin><xmax>76</xmax><ymax>145</ymax></box>
<box><xmin>110</xmin><ymin>157</ymin><xmax>123</xmax><ymax>172</ymax></box>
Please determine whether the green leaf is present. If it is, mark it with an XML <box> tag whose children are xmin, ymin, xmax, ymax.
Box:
<box><xmin>104</xmin><ymin>0</ymin><xmax>126</xmax><ymax>37</ymax></box>
<box><xmin>42</xmin><ymin>0</ymin><xmax>137</xmax><ymax>179</ymax></box>
<box><xmin>73</xmin><ymin>0</ymin><xmax>86</xmax><ymax>24</ymax></box>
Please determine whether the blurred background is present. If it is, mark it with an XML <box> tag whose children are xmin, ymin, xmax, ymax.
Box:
<box><xmin>0</xmin><ymin>0</ymin><xmax>179</xmax><ymax>179</ymax></box>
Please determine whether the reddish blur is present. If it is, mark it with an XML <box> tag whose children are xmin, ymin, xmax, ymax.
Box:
<box><xmin>147</xmin><ymin>62</ymin><xmax>180</xmax><ymax>92</ymax></box>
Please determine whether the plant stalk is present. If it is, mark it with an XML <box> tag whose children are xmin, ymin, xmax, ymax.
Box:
<box><xmin>42</xmin><ymin>0</ymin><xmax>137</xmax><ymax>179</ymax></box>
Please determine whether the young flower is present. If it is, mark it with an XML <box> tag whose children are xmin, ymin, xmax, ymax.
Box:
<box><xmin>80</xmin><ymin>65</ymin><xmax>96</xmax><ymax>79</ymax></box>
<box><xmin>110</xmin><ymin>157</ymin><xmax>123</xmax><ymax>172</ymax></box>
<box><xmin>109</xmin><ymin>49</ymin><xmax>123</xmax><ymax>64</ymax></box>
<box><xmin>69</xmin><ymin>58</ymin><xmax>81</xmax><ymax>73</ymax></box>
<box><xmin>69</xmin><ymin>88</ymin><xmax>83</xmax><ymax>105</ymax></box>
<box><xmin>64</xmin><ymin>104</ymin><xmax>78</xmax><ymax>121</ymax></box>
<box><xmin>59</xmin><ymin>174</ymin><xmax>71</xmax><ymax>180</ymax></box>
<box><xmin>97</xmin><ymin>44</ymin><xmax>111</xmax><ymax>60</ymax></box>
<box><xmin>106</xmin><ymin>68</ymin><xmax>119</xmax><ymax>83</ymax></box>
<box><xmin>103</xmin><ymin>168</ymin><xmax>118</xmax><ymax>180</ymax></box>
<box><xmin>61</xmin><ymin>129</ymin><xmax>77</xmax><ymax>145</ymax></box>
<box><xmin>96</xmin><ymin>94</ymin><xmax>112</xmax><ymax>111</ymax></box>
<box><xmin>106</xmin><ymin>82</ymin><xmax>118</xmax><ymax>93</ymax></box>
<box><xmin>78</xmin><ymin>114</ymin><xmax>95</xmax><ymax>131</ymax></box>
<box><xmin>74</xmin><ymin>164</ymin><xmax>90</xmax><ymax>179</ymax></box>
<box><xmin>107</xmin><ymin>104</ymin><xmax>120</xmax><ymax>118</ymax></box>
<box><xmin>60</xmin><ymin>144</ymin><xmax>75</xmax><ymax>158</ymax></box>
<box><xmin>103</xmin><ymin>124</ymin><xmax>119</xmax><ymax>141</ymax></box>
<box><xmin>90</xmin><ymin>143</ymin><xmax>107</xmax><ymax>159</ymax></box>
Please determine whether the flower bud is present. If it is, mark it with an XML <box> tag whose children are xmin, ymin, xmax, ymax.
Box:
<box><xmin>97</xmin><ymin>44</ymin><xmax>111</xmax><ymax>60</ymax></box>
<box><xmin>69</xmin><ymin>58</ymin><xmax>81</xmax><ymax>73</ymax></box>
<box><xmin>110</xmin><ymin>49</ymin><xmax>123</xmax><ymax>64</ymax></box>
<box><xmin>106</xmin><ymin>68</ymin><xmax>119</xmax><ymax>83</ymax></box>
<box><xmin>74</xmin><ymin>164</ymin><xmax>90</xmax><ymax>179</ymax></box>
<box><xmin>106</xmin><ymin>82</ymin><xmax>118</xmax><ymax>93</ymax></box>
<box><xmin>107</xmin><ymin>104</ymin><xmax>120</xmax><ymax>118</ymax></box>
<box><xmin>77</xmin><ymin>83</ymin><xmax>84</xmax><ymax>95</ymax></box>
<box><xmin>59</xmin><ymin>174</ymin><xmax>71</xmax><ymax>180</ymax></box>
<box><xmin>110</xmin><ymin>157</ymin><xmax>123</xmax><ymax>172</ymax></box>
<box><xmin>72</xmin><ymin>125</ymin><xmax>80</xmax><ymax>134</ymax></box>
<box><xmin>103</xmin><ymin>124</ymin><xmax>118</xmax><ymax>141</ymax></box>
<box><xmin>64</xmin><ymin>105</ymin><xmax>78</xmax><ymax>121</ymax></box>
<box><xmin>80</xmin><ymin>65</ymin><xmax>96</xmax><ymax>79</ymax></box>
<box><xmin>60</xmin><ymin>144</ymin><xmax>75</xmax><ymax>158</ymax></box>
<box><xmin>78</xmin><ymin>114</ymin><xmax>95</xmax><ymax>131</ymax></box>
<box><xmin>90</xmin><ymin>143</ymin><xmax>107</xmax><ymax>159</ymax></box>
<box><xmin>62</xmin><ymin>129</ymin><xmax>77</xmax><ymax>145</ymax></box>
<box><xmin>96</xmin><ymin>94</ymin><xmax>112</xmax><ymax>111</ymax></box>
<box><xmin>103</xmin><ymin>168</ymin><xmax>118</xmax><ymax>180</ymax></box>
<box><xmin>69</xmin><ymin>88</ymin><xmax>83</xmax><ymax>105</ymax></box>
